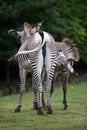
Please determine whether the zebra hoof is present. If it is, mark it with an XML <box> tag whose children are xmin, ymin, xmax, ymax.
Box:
<box><xmin>15</xmin><ymin>105</ymin><xmax>21</xmax><ymax>112</ymax></box>
<box><xmin>37</xmin><ymin>107</ymin><xmax>43</xmax><ymax>115</ymax></box>
<box><xmin>33</xmin><ymin>101</ymin><xmax>38</xmax><ymax>110</ymax></box>
<box><xmin>64</xmin><ymin>105</ymin><xmax>68</xmax><ymax>110</ymax></box>
<box><xmin>47</xmin><ymin>106</ymin><xmax>53</xmax><ymax>114</ymax></box>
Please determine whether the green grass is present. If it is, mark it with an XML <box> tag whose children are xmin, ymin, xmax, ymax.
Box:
<box><xmin>0</xmin><ymin>82</ymin><xmax>87</xmax><ymax>130</ymax></box>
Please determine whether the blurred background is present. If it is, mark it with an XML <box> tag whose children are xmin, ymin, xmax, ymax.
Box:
<box><xmin>0</xmin><ymin>0</ymin><xmax>87</xmax><ymax>95</ymax></box>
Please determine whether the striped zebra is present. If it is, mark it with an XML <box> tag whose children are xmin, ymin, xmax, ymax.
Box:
<box><xmin>38</xmin><ymin>38</ymin><xmax>79</xmax><ymax>110</ymax></box>
<box><xmin>8</xmin><ymin>22</ymin><xmax>46</xmax><ymax>112</ymax></box>
<box><xmin>8</xmin><ymin>22</ymin><xmax>79</xmax><ymax>114</ymax></box>
<box><xmin>10</xmin><ymin>37</ymin><xmax>79</xmax><ymax>115</ymax></box>
<box><xmin>49</xmin><ymin>38</ymin><xmax>79</xmax><ymax>110</ymax></box>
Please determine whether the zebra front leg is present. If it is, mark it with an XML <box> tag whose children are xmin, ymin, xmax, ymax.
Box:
<box><xmin>15</xmin><ymin>66</ymin><xmax>27</xmax><ymax>112</ymax></box>
<box><xmin>62</xmin><ymin>72</ymin><xmax>69</xmax><ymax>110</ymax></box>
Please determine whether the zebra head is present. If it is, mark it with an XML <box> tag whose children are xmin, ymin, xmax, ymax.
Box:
<box><xmin>56</xmin><ymin>38</ymin><xmax>80</xmax><ymax>74</ymax></box>
<box><xmin>57</xmin><ymin>49</ymin><xmax>74</xmax><ymax>73</ymax></box>
<box><xmin>8</xmin><ymin>22</ymin><xmax>42</xmax><ymax>45</ymax></box>
<box><xmin>8</xmin><ymin>22</ymin><xmax>45</xmax><ymax>61</ymax></box>
<box><xmin>57</xmin><ymin>49</ymin><xmax>67</xmax><ymax>66</ymax></box>
<box><xmin>8</xmin><ymin>22</ymin><xmax>33</xmax><ymax>44</ymax></box>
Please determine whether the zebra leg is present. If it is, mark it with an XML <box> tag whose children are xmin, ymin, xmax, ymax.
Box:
<box><xmin>46</xmin><ymin>80</ymin><xmax>53</xmax><ymax>114</ymax></box>
<box><xmin>42</xmin><ymin>91</ymin><xmax>46</xmax><ymax>108</ymax></box>
<box><xmin>50</xmin><ymin>77</ymin><xmax>55</xmax><ymax>96</ymax></box>
<box><xmin>46</xmin><ymin>65</ymin><xmax>56</xmax><ymax>114</ymax></box>
<box><xmin>32</xmin><ymin>75</ymin><xmax>43</xmax><ymax>114</ymax></box>
<box><xmin>31</xmin><ymin>49</ymin><xmax>44</xmax><ymax>115</ymax></box>
<box><xmin>42</xmin><ymin>71</ymin><xmax>46</xmax><ymax>108</ymax></box>
<box><xmin>32</xmin><ymin>77</ymin><xmax>38</xmax><ymax>110</ymax></box>
<box><xmin>33</xmin><ymin>90</ymin><xmax>38</xmax><ymax>110</ymax></box>
<box><xmin>32</xmin><ymin>75</ymin><xmax>46</xmax><ymax>110</ymax></box>
<box><xmin>37</xmin><ymin>80</ymin><xmax>43</xmax><ymax>115</ymax></box>
<box><xmin>62</xmin><ymin>72</ymin><xmax>70</xmax><ymax>110</ymax></box>
<box><xmin>15</xmin><ymin>65</ymin><xmax>27</xmax><ymax>112</ymax></box>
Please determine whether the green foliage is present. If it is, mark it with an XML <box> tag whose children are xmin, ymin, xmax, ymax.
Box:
<box><xmin>0</xmin><ymin>0</ymin><xmax>87</xmax><ymax>63</ymax></box>
<box><xmin>0</xmin><ymin>83</ymin><xmax>87</xmax><ymax>130</ymax></box>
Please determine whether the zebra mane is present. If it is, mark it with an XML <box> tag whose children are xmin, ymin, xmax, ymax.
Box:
<box><xmin>56</xmin><ymin>38</ymin><xmax>79</xmax><ymax>62</ymax></box>
<box><xmin>61</xmin><ymin>38</ymin><xmax>79</xmax><ymax>62</ymax></box>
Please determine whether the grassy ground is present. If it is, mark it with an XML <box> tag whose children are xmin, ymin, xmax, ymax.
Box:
<box><xmin>0</xmin><ymin>82</ymin><xmax>87</xmax><ymax>130</ymax></box>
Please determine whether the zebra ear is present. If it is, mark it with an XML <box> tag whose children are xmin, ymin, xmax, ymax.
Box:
<box><xmin>24</xmin><ymin>22</ymin><xmax>32</xmax><ymax>32</ymax></box>
<box><xmin>31</xmin><ymin>23</ymin><xmax>42</xmax><ymax>35</ymax></box>
<box><xmin>24</xmin><ymin>22</ymin><xmax>32</xmax><ymax>28</ymax></box>
<box><xmin>24</xmin><ymin>22</ymin><xmax>32</xmax><ymax>37</ymax></box>
<box><xmin>8</xmin><ymin>29</ymin><xmax>19</xmax><ymax>37</ymax></box>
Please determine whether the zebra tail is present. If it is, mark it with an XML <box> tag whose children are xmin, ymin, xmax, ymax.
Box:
<box><xmin>7</xmin><ymin>55</ymin><xmax>16</xmax><ymax>63</ymax></box>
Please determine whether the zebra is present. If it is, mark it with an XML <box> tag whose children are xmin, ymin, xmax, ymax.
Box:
<box><xmin>49</xmin><ymin>38</ymin><xmax>79</xmax><ymax>110</ymax></box>
<box><xmin>9</xmin><ymin>37</ymin><xmax>79</xmax><ymax>115</ymax></box>
<box><xmin>8</xmin><ymin>22</ymin><xmax>79</xmax><ymax>114</ymax></box>
<box><xmin>38</xmin><ymin>38</ymin><xmax>79</xmax><ymax>110</ymax></box>
<box><xmin>8</xmin><ymin>22</ymin><xmax>46</xmax><ymax>112</ymax></box>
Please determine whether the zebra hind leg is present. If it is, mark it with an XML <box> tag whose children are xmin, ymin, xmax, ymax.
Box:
<box><xmin>47</xmin><ymin>77</ymin><xmax>55</xmax><ymax>114</ymax></box>
<box><xmin>46</xmin><ymin>81</ymin><xmax>53</xmax><ymax>114</ymax></box>
<box><xmin>33</xmin><ymin>78</ymin><xmax>43</xmax><ymax>115</ymax></box>
<box><xmin>37</xmin><ymin>83</ymin><xmax>43</xmax><ymax>115</ymax></box>
<box><xmin>42</xmin><ymin>91</ymin><xmax>46</xmax><ymax>108</ymax></box>
<box><xmin>33</xmin><ymin>91</ymin><xmax>46</xmax><ymax>110</ymax></box>
<box><xmin>37</xmin><ymin>93</ymin><xmax>43</xmax><ymax>115</ymax></box>
<box><xmin>32</xmin><ymin>80</ymin><xmax>38</xmax><ymax>110</ymax></box>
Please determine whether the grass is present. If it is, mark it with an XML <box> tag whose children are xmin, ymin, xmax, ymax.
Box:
<box><xmin>0</xmin><ymin>82</ymin><xmax>87</xmax><ymax>130</ymax></box>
